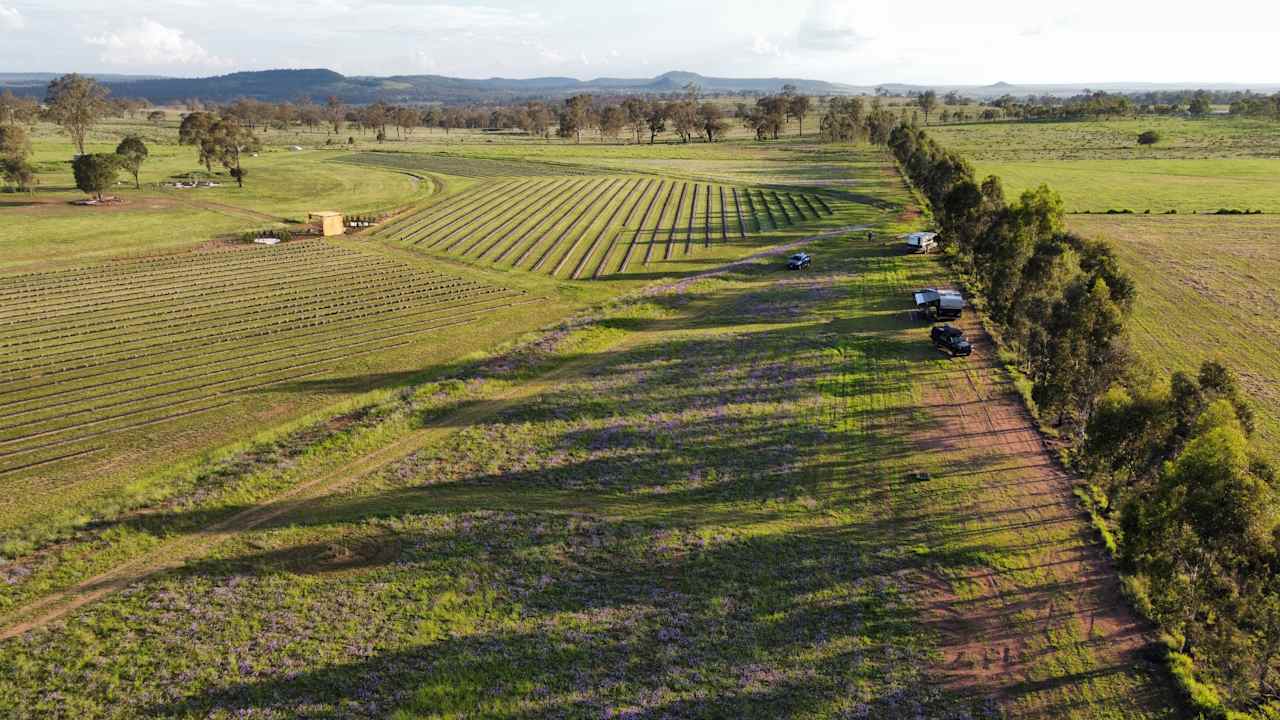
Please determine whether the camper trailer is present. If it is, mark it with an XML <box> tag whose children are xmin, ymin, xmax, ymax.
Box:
<box><xmin>914</xmin><ymin>287</ymin><xmax>966</xmax><ymax>321</ymax></box>
<box><xmin>904</xmin><ymin>232</ymin><xmax>938</xmax><ymax>254</ymax></box>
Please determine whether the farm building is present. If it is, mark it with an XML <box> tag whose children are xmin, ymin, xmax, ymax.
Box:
<box><xmin>309</xmin><ymin>211</ymin><xmax>345</xmax><ymax>237</ymax></box>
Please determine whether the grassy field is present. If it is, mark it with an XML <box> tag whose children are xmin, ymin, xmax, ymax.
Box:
<box><xmin>933</xmin><ymin>116</ymin><xmax>1280</xmax><ymax>453</ymax></box>
<box><xmin>361</xmin><ymin>170</ymin><xmax>841</xmax><ymax>280</ymax></box>
<box><xmin>0</xmin><ymin>143</ymin><xmax>1175</xmax><ymax>717</ymax></box>
<box><xmin>1071</xmin><ymin>214</ymin><xmax>1280</xmax><ymax>446</ymax></box>
<box><xmin>932</xmin><ymin>116</ymin><xmax>1280</xmax><ymax>213</ymax></box>
<box><xmin>0</xmin><ymin>111</ymin><xmax>1184</xmax><ymax>718</ymax></box>
<box><xmin>5</xmin><ymin>119</ymin><xmax>432</xmax><ymax>272</ymax></box>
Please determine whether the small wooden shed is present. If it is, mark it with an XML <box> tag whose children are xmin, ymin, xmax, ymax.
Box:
<box><xmin>309</xmin><ymin>211</ymin><xmax>345</xmax><ymax>237</ymax></box>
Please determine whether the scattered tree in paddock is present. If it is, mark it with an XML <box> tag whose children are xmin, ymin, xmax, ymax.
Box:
<box><xmin>325</xmin><ymin>96</ymin><xmax>347</xmax><ymax>133</ymax></box>
<box><xmin>202</xmin><ymin>118</ymin><xmax>260</xmax><ymax>188</ymax></box>
<box><xmin>1137</xmin><ymin>130</ymin><xmax>1161</xmax><ymax>145</ymax></box>
<box><xmin>668</xmin><ymin>100</ymin><xmax>698</xmax><ymax>143</ymax></box>
<box><xmin>178</xmin><ymin>111</ymin><xmax>218</xmax><ymax>171</ymax></box>
<box><xmin>115</xmin><ymin>135</ymin><xmax>149</xmax><ymax>189</ymax></box>
<box><xmin>819</xmin><ymin>96</ymin><xmax>866</xmax><ymax>142</ymax></box>
<box><xmin>916</xmin><ymin>90</ymin><xmax>939</xmax><ymax>125</ymax></box>
<box><xmin>0</xmin><ymin>123</ymin><xmax>34</xmax><ymax>192</ymax></box>
<box><xmin>788</xmin><ymin>94</ymin><xmax>812</xmax><ymax>136</ymax></box>
<box><xmin>72</xmin><ymin>153</ymin><xmax>121</xmax><ymax>201</ymax></box>
<box><xmin>146</xmin><ymin>110</ymin><xmax>166</xmax><ymax>125</ymax></box>
<box><xmin>697</xmin><ymin>103</ymin><xmax>728</xmax><ymax>142</ymax></box>
<box><xmin>45</xmin><ymin>73</ymin><xmax>111</xmax><ymax>155</ymax></box>
<box><xmin>0</xmin><ymin>90</ymin><xmax>39</xmax><ymax>126</ymax></box>
<box><xmin>1188</xmin><ymin>90</ymin><xmax>1212</xmax><ymax>116</ymax></box>
<box><xmin>622</xmin><ymin>97</ymin><xmax>648</xmax><ymax>144</ymax></box>
<box><xmin>598</xmin><ymin>104</ymin><xmax>626</xmax><ymax>142</ymax></box>
<box><xmin>561</xmin><ymin>94</ymin><xmax>594</xmax><ymax>143</ymax></box>
<box><xmin>645</xmin><ymin>102</ymin><xmax>667</xmax><ymax>144</ymax></box>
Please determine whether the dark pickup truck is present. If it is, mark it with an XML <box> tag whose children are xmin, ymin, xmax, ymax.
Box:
<box><xmin>786</xmin><ymin>252</ymin><xmax>812</xmax><ymax>270</ymax></box>
<box><xmin>931</xmin><ymin>324</ymin><xmax>973</xmax><ymax>357</ymax></box>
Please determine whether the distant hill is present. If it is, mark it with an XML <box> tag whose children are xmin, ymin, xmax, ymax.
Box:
<box><xmin>3</xmin><ymin>69</ymin><xmax>1275</xmax><ymax>105</ymax></box>
<box><xmin>877</xmin><ymin>81</ymin><xmax>1280</xmax><ymax>99</ymax></box>
<box><xmin>0</xmin><ymin>68</ymin><xmax>865</xmax><ymax>104</ymax></box>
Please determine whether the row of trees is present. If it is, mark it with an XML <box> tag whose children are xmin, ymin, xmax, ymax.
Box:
<box><xmin>1230</xmin><ymin>93</ymin><xmax>1280</xmax><ymax>120</ymax></box>
<box><xmin>884</xmin><ymin>121</ymin><xmax>1279</xmax><ymax>712</ymax></box>
<box><xmin>1084</xmin><ymin>359</ymin><xmax>1278</xmax><ymax>710</ymax></box>
<box><xmin>887</xmin><ymin>125</ymin><xmax>1135</xmax><ymax>427</ymax></box>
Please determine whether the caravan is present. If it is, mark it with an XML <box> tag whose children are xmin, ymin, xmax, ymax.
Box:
<box><xmin>904</xmin><ymin>232</ymin><xmax>938</xmax><ymax>254</ymax></box>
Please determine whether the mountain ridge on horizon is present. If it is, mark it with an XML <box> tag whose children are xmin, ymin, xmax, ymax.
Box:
<box><xmin>1</xmin><ymin>68</ymin><xmax>1276</xmax><ymax>104</ymax></box>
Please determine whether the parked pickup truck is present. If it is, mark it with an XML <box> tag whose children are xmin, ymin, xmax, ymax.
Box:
<box><xmin>931</xmin><ymin>324</ymin><xmax>973</xmax><ymax>357</ymax></box>
<box><xmin>786</xmin><ymin>252</ymin><xmax>812</xmax><ymax>270</ymax></box>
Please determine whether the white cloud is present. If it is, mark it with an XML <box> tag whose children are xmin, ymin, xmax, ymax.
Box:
<box><xmin>794</xmin><ymin>0</ymin><xmax>889</xmax><ymax>51</ymax></box>
<box><xmin>750</xmin><ymin>33</ymin><xmax>783</xmax><ymax>57</ymax></box>
<box><xmin>85</xmin><ymin>19</ymin><xmax>228</xmax><ymax>68</ymax></box>
<box><xmin>0</xmin><ymin>4</ymin><xmax>23</xmax><ymax>31</ymax></box>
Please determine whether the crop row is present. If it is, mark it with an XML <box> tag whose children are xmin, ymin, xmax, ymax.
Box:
<box><xmin>1</xmin><ymin>263</ymin><xmax>474</xmax><ymax>356</ymax></box>
<box><xmin>0</xmin><ymin>293</ymin><xmax>527</xmax><ymax>420</ymax></box>
<box><xmin>1</xmin><ymin>280</ymin><xmax>511</xmax><ymax>378</ymax></box>
<box><xmin>2</xmin><ymin>258</ymin><xmax>449</xmax><ymax>344</ymax></box>
<box><xmin>0</xmin><ymin>294</ymin><xmax>534</xmax><ymax>442</ymax></box>
<box><xmin>0</xmin><ymin>242</ymin><xmax>340</xmax><ymax>312</ymax></box>
<box><xmin>381</xmin><ymin>176</ymin><xmax>836</xmax><ymax>279</ymax></box>
<box><xmin>335</xmin><ymin>152</ymin><xmax>611</xmax><ymax>179</ymax></box>
<box><xmin>0</xmin><ymin>247</ymin><xmax>530</xmax><ymax>475</ymax></box>
<box><xmin>0</xmin><ymin>294</ymin><xmax>541</xmax><ymax>468</ymax></box>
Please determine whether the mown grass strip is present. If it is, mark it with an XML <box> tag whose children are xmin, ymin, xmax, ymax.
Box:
<box><xmin>570</xmin><ymin>179</ymin><xmax>644</xmax><ymax>280</ymax></box>
<box><xmin>664</xmin><ymin>183</ymin><xmax>689</xmax><ymax>261</ymax></box>
<box><xmin>514</xmin><ymin>178</ymin><xmax>611</xmax><ymax>268</ymax></box>
<box><xmin>533</xmin><ymin>179</ymin><xmax>625</xmax><ymax>272</ymax></box>
<box><xmin>550</xmin><ymin>179</ymin><xmax>633</xmax><ymax>278</ymax></box>
<box><xmin>617</xmin><ymin>180</ymin><xmax>667</xmax><ymax>273</ymax></box>
<box><xmin>492</xmin><ymin>179</ymin><xmax>594</xmax><ymax>264</ymax></box>
<box><xmin>732</xmin><ymin>188</ymin><xmax>748</xmax><ymax>239</ymax></box>
<box><xmin>643</xmin><ymin>182</ymin><xmax>679</xmax><ymax>265</ymax></box>
<box><xmin>459</xmin><ymin>179</ymin><xmax>572</xmax><ymax>257</ymax></box>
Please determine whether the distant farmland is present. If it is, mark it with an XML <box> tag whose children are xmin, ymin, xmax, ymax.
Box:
<box><xmin>335</xmin><ymin>151</ymin><xmax>611</xmax><ymax>178</ymax></box>
<box><xmin>373</xmin><ymin>175</ymin><xmax>837</xmax><ymax>279</ymax></box>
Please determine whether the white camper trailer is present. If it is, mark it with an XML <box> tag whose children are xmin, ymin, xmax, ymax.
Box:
<box><xmin>904</xmin><ymin>232</ymin><xmax>938</xmax><ymax>253</ymax></box>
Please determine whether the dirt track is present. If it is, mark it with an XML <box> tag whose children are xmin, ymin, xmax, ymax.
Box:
<box><xmin>904</xmin><ymin>316</ymin><xmax>1168</xmax><ymax>715</ymax></box>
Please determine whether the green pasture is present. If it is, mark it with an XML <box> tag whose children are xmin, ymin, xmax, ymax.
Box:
<box><xmin>1070</xmin><ymin>213</ymin><xmax>1280</xmax><ymax>448</ymax></box>
<box><xmin>973</xmin><ymin>158</ymin><xmax>1280</xmax><ymax>214</ymax></box>
<box><xmin>0</xmin><ymin>145</ymin><xmax>1175</xmax><ymax>716</ymax></box>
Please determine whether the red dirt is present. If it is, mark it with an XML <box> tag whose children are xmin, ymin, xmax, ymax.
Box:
<box><xmin>904</xmin><ymin>315</ymin><xmax>1168</xmax><ymax>712</ymax></box>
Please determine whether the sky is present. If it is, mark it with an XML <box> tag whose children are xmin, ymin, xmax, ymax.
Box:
<box><xmin>1</xmin><ymin>0</ymin><xmax>1277</xmax><ymax>85</ymax></box>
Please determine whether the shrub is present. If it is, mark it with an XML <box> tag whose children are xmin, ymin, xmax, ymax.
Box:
<box><xmin>1137</xmin><ymin>130</ymin><xmax>1161</xmax><ymax>145</ymax></box>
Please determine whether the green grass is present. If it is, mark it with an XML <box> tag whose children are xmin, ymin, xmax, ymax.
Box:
<box><xmin>931</xmin><ymin>116</ymin><xmax>1280</xmax><ymax>162</ymax></box>
<box><xmin>0</xmin><ymin>142</ymin><xmax>1175</xmax><ymax>718</ymax></box>
<box><xmin>933</xmin><ymin>115</ymin><xmax>1280</xmax><ymax>456</ymax></box>
<box><xmin>4</xmin><ymin>119</ymin><xmax>432</xmax><ymax>272</ymax></box>
<box><xmin>1070</xmin><ymin>213</ymin><xmax>1280</xmax><ymax>449</ymax></box>
<box><xmin>969</xmin><ymin>159</ymin><xmax>1280</xmax><ymax>214</ymax></box>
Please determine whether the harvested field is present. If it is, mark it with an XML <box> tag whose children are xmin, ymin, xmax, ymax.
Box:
<box><xmin>0</xmin><ymin>240</ymin><xmax>526</xmax><ymax>479</ymax></box>
<box><xmin>335</xmin><ymin>152</ymin><xmax>612</xmax><ymax>178</ymax></box>
<box><xmin>374</xmin><ymin>176</ymin><xmax>838</xmax><ymax>278</ymax></box>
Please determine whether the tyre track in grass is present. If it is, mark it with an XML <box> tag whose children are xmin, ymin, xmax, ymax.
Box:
<box><xmin>903</xmin><ymin>314</ymin><xmax>1172</xmax><ymax>715</ymax></box>
<box><xmin>0</xmin><ymin>228</ymin><xmax>863</xmax><ymax>640</ymax></box>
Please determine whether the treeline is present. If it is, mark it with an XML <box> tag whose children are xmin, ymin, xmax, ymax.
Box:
<box><xmin>885</xmin><ymin>125</ymin><xmax>1134</xmax><ymax>427</ymax></box>
<box><xmin>1230</xmin><ymin>93</ymin><xmax>1280</xmax><ymax>120</ymax></box>
<box><xmin>884</xmin><ymin>121</ymin><xmax>1280</xmax><ymax>716</ymax></box>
